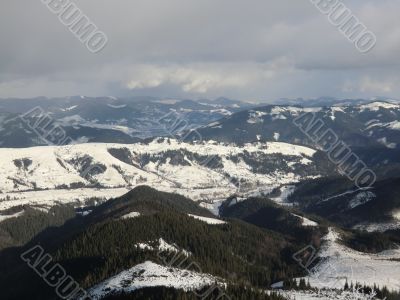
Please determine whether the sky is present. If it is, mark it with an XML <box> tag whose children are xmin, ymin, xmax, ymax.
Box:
<box><xmin>1</xmin><ymin>0</ymin><xmax>400</xmax><ymax>102</ymax></box>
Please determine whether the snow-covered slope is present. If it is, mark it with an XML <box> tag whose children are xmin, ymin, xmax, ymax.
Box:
<box><xmin>0</xmin><ymin>139</ymin><xmax>320</xmax><ymax>212</ymax></box>
<box><xmin>188</xmin><ymin>214</ymin><xmax>226</xmax><ymax>225</ymax></box>
<box><xmin>304</xmin><ymin>228</ymin><xmax>400</xmax><ymax>291</ymax></box>
<box><xmin>0</xmin><ymin>210</ymin><xmax>24</xmax><ymax>222</ymax></box>
<box><xmin>134</xmin><ymin>238</ymin><xmax>191</xmax><ymax>257</ymax></box>
<box><xmin>88</xmin><ymin>261</ymin><xmax>219</xmax><ymax>299</ymax></box>
<box><xmin>279</xmin><ymin>289</ymin><xmax>385</xmax><ymax>300</ymax></box>
<box><xmin>292</xmin><ymin>214</ymin><xmax>318</xmax><ymax>227</ymax></box>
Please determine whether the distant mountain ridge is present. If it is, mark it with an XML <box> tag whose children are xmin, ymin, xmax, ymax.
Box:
<box><xmin>196</xmin><ymin>101</ymin><xmax>400</xmax><ymax>150</ymax></box>
<box><xmin>0</xmin><ymin>96</ymin><xmax>253</xmax><ymax>147</ymax></box>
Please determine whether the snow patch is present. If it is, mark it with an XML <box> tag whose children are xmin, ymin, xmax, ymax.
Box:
<box><xmin>278</xmin><ymin>289</ymin><xmax>385</xmax><ymax>300</ymax></box>
<box><xmin>135</xmin><ymin>238</ymin><xmax>191</xmax><ymax>257</ymax></box>
<box><xmin>269</xmin><ymin>185</ymin><xmax>296</xmax><ymax>205</ymax></box>
<box><xmin>377</xmin><ymin>137</ymin><xmax>397</xmax><ymax>149</ymax></box>
<box><xmin>0</xmin><ymin>210</ymin><xmax>24</xmax><ymax>222</ymax></box>
<box><xmin>292</xmin><ymin>214</ymin><xmax>318</xmax><ymax>227</ymax></box>
<box><xmin>348</xmin><ymin>191</ymin><xmax>376</xmax><ymax>209</ymax></box>
<box><xmin>247</xmin><ymin>111</ymin><xmax>267</xmax><ymax>124</ymax></box>
<box><xmin>359</xmin><ymin>101</ymin><xmax>399</xmax><ymax>112</ymax></box>
<box><xmin>0</xmin><ymin>140</ymin><xmax>318</xmax><ymax>212</ymax></box>
<box><xmin>188</xmin><ymin>214</ymin><xmax>226</xmax><ymax>225</ymax></box>
<box><xmin>206</xmin><ymin>121</ymin><xmax>221</xmax><ymax>128</ymax></box>
<box><xmin>121</xmin><ymin>212</ymin><xmax>141</xmax><ymax>219</ymax></box>
<box><xmin>88</xmin><ymin>261</ymin><xmax>218</xmax><ymax>299</ymax></box>
<box><xmin>60</xmin><ymin>105</ymin><xmax>78</xmax><ymax>112</ymax></box>
<box><xmin>77</xmin><ymin>210</ymin><xmax>92</xmax><ymax>217</ymax></box>
<box><xmin>353</xmin><ymin>222</ymin><xmax>400</xmax><ymax>233</ymax></box>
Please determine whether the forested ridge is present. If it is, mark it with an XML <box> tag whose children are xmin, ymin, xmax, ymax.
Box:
<box><xmin>0</xmin><ymin>186</ymin><xmax>310</xmax><ymax>300</ymax></box>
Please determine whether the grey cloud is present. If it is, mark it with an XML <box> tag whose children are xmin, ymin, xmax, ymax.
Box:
<box><xmin>0</xmin><ymin>0</ymin><xmax>399</xmax><ymax>100</ymax></box>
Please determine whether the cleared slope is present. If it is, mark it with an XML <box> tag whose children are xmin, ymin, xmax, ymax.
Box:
<box><xmin>304</xmin><ymin>228</ymin><xmax>400</xmax><ymax>291</ymax></box>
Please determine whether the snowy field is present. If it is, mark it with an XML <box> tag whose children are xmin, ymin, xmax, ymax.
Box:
<box><xmin>87</xmin><ymin>261</ymin><xmax>220</xmax><ymax>300</ymax></box>
<box><xmin>302</xmin><ymin>228</ymin><xmax>400</xmax><ymax>291</ymax></box>
<box><xmin>279</xmin><ymin>289</ymin><xmax>387</xmax><ymax>300</ymax></box>
<box><xmin>0</xmin><ymin>139</ymin><xmax>319</xmax><ymax>212</ymax></box>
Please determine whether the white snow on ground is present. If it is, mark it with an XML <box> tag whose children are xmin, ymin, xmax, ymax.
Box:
<box><xmin>328</xmin><ymin>107</ymin><xmax>345</xmax><ymax>121</ymax></box>
<box><xmin>136</xmin><ymin>242</ymin><xmax>154</xmax><ymax>251</ymax></box>
<box><xmin>135</xmin><ymin>238</ymin><xmax>191</xmax><ymax>257</ymax></box>
<box><xmin>292</xmin><ymin>214</ymin><xmax>318</xmax><ymax>227</ymax></box>
<box><xmin>0</xmin><ymin>188</ymin><xmax>129</xmax><ymax>212</ymax></box>
<box><xmin>60</xmin><ymin>105</ymin><xmax>78</xmax><ymax>112</ymax></box>
<box><xmin>388</xmin><ymin>121</ymin><xmax>400</xmax><ymax>130</ymax></box>
<box><xmin>188</xmin><ymin>214</ymin><xmax>226</xmax><ymax>225</ymax></box>
<box><xmin>269</xmin><ymin>185</ymin><xmax>296</xmax><ymax>206</ymax></box>
<box><xmin>278</xmin><ymin>289</ymin><xmax>386</xmax><ymax>300</ymax></box>
<box><xmin>121</xmin><ymin>212</ymin><xmax>141</xmax><ymax>219</ymax></box>
<box><xmin>365</xmin><ymin>119</ymin><xmax>380</xmax><ymax>127</ymax></box>
<box><xmin>0</xmin><ymin>210</ymin><xmax>24</xmax><ymax>222</ymax></box>
<box><xmin>359</xmin><ymin>102</ymin><xmax>399</xmax><ymax>112</ymax></box>
<box><xmin>348</xmin><ymin>191</ymin><xmax>376</xmax><ymax>209</ymax></box>
<box><xmin>377</xmin><ymin>137</ymin><xmax>397</xmax><ymax>149</ymax></box>
<box><xmin>353</xmin><ymin>222</ymin><xmax>400</xmax><ymax>233</ymax></box>
<box><xmin>199</xmin><ymin>200</ymin><xmax>225</xmax><ymax>216</ymax></box>
<box><xmin>210</xmin><ymin>108</ymin><xmax>233</xmax><ymax>116</ymax></box>
<box><xmin>247</xmin><ymin>111</ymin><xmax>268</xmax><ymax>123</ymax></box>
<box><xmin>76</xmin><ymin>210</ymin><xmax>92</xmax><ymax>216</ymax></box>
<box><xmin>269</xmin><ymin>107</ymin><xmax>322</xmax><ymax>120</ymax></box>
<box><xmin>58</xmin><ymin>115</ymin><xmax>134</xmax><ymax>135</ymax></box>
<box><xmin>158</xmin><ymin>238</ymin><xmax>188</xmax><ymax>255</ymax></box>
<box><xmin>88</xmin><ymin>261</ymin><xmax>218</xmax><ymax>299</ymax></box>
<box><xmin>303</xmin><ymin>228</ymin><xmax>400</xmax><ymax>291</ymax></box>
<box><xmin>206</xmin><ymin>121</ymin><xmax>222</xmax><ymax>128</ymax></box>
<box><xmin>0</xmin><ymin>140</ymin><xmax>318</xmax><ymax>212</ymax></box>
<box><xmin>365</xmin><ymin>120</ymin><xmax>400</xmax><ymax>132</ymax></box>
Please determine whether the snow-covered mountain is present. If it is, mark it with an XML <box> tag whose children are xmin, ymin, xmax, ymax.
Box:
<box><xmin>1</xmin><ymin>98</ymin><xmax>400</xmax><ymax>300</ymax></box>
<box><xmin>0</xmin><ymin>138</ymin><xmax>323</xmax><ymax>212</ymax></box>
<box><xmin>0</xmin><ymin>96</ymin><xmax>253</xmax><ymax>147</ymax></box>
<box><xmin>196</xmin><ymin>101</ymin><xmax>400</xmax><ymax>151</ymax></box>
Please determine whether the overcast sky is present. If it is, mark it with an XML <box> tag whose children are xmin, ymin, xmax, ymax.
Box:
<box><xmin>1</xmin><ymin>0</ymin><xmax>399</xmax><ymax>101</ymax></box>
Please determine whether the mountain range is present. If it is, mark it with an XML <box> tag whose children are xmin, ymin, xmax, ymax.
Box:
<box><xmin>0</xmin><ymin>96</ymin><xmax>252</xmax><ymax>147</ymax></box>
<box><xmin>1</xmin><ymin>97</ymin><xmax>400</xmax><ymax>299</ymax></box>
